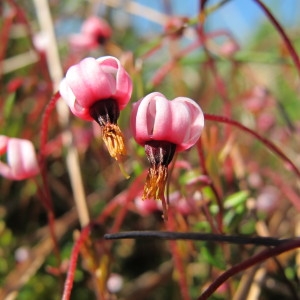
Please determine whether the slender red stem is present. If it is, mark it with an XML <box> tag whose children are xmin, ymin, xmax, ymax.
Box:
<box><xmin>37</xmin><ymin>91</ymin><xmax>62</xmax><ymax>265</ymax></box>
<box><xmin>197</xmin><ymin>239</ymin><xmax>300</xmax><ymax>299</ymax></box>
<box><xmin>196</xmin><ymin>138</ymin><xmax>223</xmax><ymax>233</ymax></box>
<box><xmin>38</xmin><ymin>91</ymin><xmax>60</xmax><ymax>208</ymax></box>
<box><xmin>167</xmin><ymin>210</ymin><xmax>191</xmax><ymax>300</ymax></box>
<box><xmin>204</xmin><ymin>113</ymin><xmax>300</xmax><ymax>178</ymax></box>
<box><xmin>252</xmin><ymin>0</ymin><xmax>300</xmax><ymax>77</ymax></box>
<box><xmin>264</xmin><ymin>169</ymin><xmax>300</xmax><ymax>211</ymax></box>
<box><xmin>110</xmin><ymin>173</ymin><xmax>145</xmax><ymax>233</ymax></box>
<box><xmin>62</xmin><ymin>224</ymin><xmax>92</xmax><ymax>300</ymax></box>
<box><xmin>39</xmin><ymin>91</ymin><xmax>60</xmax><ymax>163</ymax></box>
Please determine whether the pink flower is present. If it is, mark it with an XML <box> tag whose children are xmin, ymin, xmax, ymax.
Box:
<box><xmin>130</xmin><ymin>92</ymin><xmax>204</xmax><ymax>152</ymax></box>
<box><xmin>0</xmin><ymin>136</ymin><xmax>39</xmax><ymax>180</ymax></box>
<box><xmin>60</xmin><ymin>56</ymin><xmax>132</xmax><ymax>121</ymax></box>
<box><xmin>69</xmin><ymin>16</ymin><xmax>112</xmax><ymax>50</ymax></box>
<box><xmin>130</xmin><ymin>92</ymin><xmax>204</xmax><ymax>219</ymax></box>
<box><xmin>218</xmin><ymin>40</ymin><xmax>240</xmax><ymax>57</ymax></box>
<box><xmin>59</xmin><ymin>56</ymin><xmax>132</xmax><ymax>163</ymax></box>
<box><xmin>134</xmin><ymin>196</ymin><xmax>160</xmax><ymax>216</ymax></box>
<box><xmin>164</xmin><ymin>16</ymin><xmax>189</xmax><ymax>39</ymax></box>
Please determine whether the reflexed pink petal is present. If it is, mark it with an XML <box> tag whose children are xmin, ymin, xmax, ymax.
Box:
<box><xmin>130</xmin><ymin>92</ymin><xmax>204</xmax><ymax>151</ymax></box>
<box><xmin>59</xmin><ymin>78</ymin><xmax>75</xmax><ymax>108</ymax></box>
<box><xmin>59</xmin><ymin>56</ymin><xmax>132</xmax><ymax>121</ymax></box>
<box><xmin>66</xmin><ymin>57</ymin><xmax>115</xmax><ymax>108</ymax></box>
<box><xmin>59</xmin><ymin>78</ymin><xmax>92</xmax><ymax>120</ymax></box>
<box><xmin>173</xmin><ymin>97</ymin><xmax>205</xmax><ymax>151</ymax></box>
<box><xmin>96</xmin><ymin>56</ymin><xmax>133</xmax><ymax>109</ymax></box>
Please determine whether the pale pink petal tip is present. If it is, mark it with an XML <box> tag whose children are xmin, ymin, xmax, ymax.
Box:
<box><xmin>0</xmin><ymin>137</ymin><xmax>39</xmax><ymax>180</ymax></box>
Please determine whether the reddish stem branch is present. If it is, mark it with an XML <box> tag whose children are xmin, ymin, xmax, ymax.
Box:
<box><xmin>204</xmin><ymin>113</ymin><xmax>300</xmax><ymax>179</ymax></box>
<box><xmin>196</xmin><ymin>138</ymin><xmax>223</xmax><ymax>233</ymax></box>
<box><xmin>38</xmin><ymin>91</ymin><xmax>61</xmax><ymax>208</ymax></box>
<box><xmin>264</xmin><ymin>169</ymin><xmax>300</xmax><ymax>211</ymax></box>
<box><xmin>167</xmin><ymin>210</ymin><xmax>191</xmax><ymax>300</ymax></box>
<box><xmin>39</xmin><ymin>91</ymin><xmax>60</xmax><ymax>161</ymax></box>
<box><xmin>197</xmin><ymin>239</ymin><xmax>300</xmax><ymax>299</ymax></box>
<box><xmin>62</xmin><ymin>225</ymin><xmax>92</xmax><ymax>300</ymax></box>
<box><xmin>252</xmin><ymin>0</ymin><xmax>300</xmax><ymax>77</ymax></box>
<box><xmin>37</xmin><ymin>91</ymin><xmax>62</xmax><ymax>265</ymax></box>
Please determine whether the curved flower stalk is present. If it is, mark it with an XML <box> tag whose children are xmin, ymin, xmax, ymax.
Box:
<box><xmin>130</xmin><ymin>92</ymin><xmax>204</xmax><ymax>219</ymax></box>
<box><xmin>69</xmin><ymin>16</ymin><xmax>112</xmax><ymax>50</ymax></box>
<box><xmin>0</xmin><ymin>135</ymin><xmax>39</xmax><ymax>180</ymax></box>
<box><xmin>59</xmin><ymin>56</ymin><xmax>133</xmax><ymax>174</ymax></box>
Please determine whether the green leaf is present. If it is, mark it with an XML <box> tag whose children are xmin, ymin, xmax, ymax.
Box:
<box><xmin>3</xmin><ymin>93</ymin><xmax>16</xmax><ymax>120</ymax></box>
<box><xmin>224</xmin><ymin>190</ymin><xmax>249</xmax><ymax>209</ymax></box>
<box><xmin>200</xmin><ymin>243</ymin><xmax>226</xmax><ymax>270</ymax></box>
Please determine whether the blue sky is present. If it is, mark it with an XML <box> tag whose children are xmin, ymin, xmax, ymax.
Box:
<box><xmin>131</xmin><ymin>0</ymin><xmax>300</xmax><ymax>45</ymax></box>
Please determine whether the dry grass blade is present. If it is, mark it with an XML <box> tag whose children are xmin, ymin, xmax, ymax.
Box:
<box><xmin>32</xmin><ymin>0</ymin><xmax>89</xmax><ymax>227</ymax></box>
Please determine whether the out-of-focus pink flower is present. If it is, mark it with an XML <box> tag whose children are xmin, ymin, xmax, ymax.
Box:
<box><xmin>59</xmin><ymin>56</ymin><xmax>132</xmax><ymax>162</ymax></box>
<box><xmin>257</xmin><ymin>112</ymin><xmax>275</xmax><ymax>131</ymax></box>
<box><xmin>33</xmin><ymin>31</ymin><xmax>50</xmax><ymax>53</ymax></box>
<box><xmin>135</xmin><ymin>196</ymin><xmax>160</xmax><ymax>216</ymax></box>
<box><xmin>243</xmin><ymin>86</ymin><xmax>272</xmax><ymax>113</ymax></box>
<box><xmin>131</xmin><ymin>92</ymin><xmax>204</xmax><ymax>152</ymax></box>
<box><xmin>107</xmin><ymin>273</ymin><xmax>124</xmax><ymax>293</ymax></box>
<box><xmin>69</xmin><ymin>16</ymin><xmax>112</xmax><ymax>50</ymax></box>
<box><xmin>164</xmin><ymin>16</ymin><xmax>189</xmax><ymax>39</ymax></box>
<box><xmin>130</xmin><ymin>92</ymin><xmax>204</xmax><ymax>219</ymax></box>
<box><xmin>218</xmin><ymin>40</ymin><xmax>240</xmax><ymax>57</ymax></box>
<box><xmin>0</xmin><ymin>136</ymin><xmax>39</xmax><ymax>180</ymax></box>
<box><xmin>256</xmin><ymin>186</ymin><xmax>279</xmax><ymax>214</ymax></box>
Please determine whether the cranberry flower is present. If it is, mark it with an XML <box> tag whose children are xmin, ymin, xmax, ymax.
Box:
<box><xmin>0</xmin><ymin>135</ymin><xmax>39</xmax><ymax>180</ymax></box>
<box><xmin>69</xmin><ymin>16</ymin><xmax>112</xmax><ymax>50</ymax></box>
<box><xmin>130</xmin><ymin>92</ymin><xmax>204</xmax><ymax>219</ymax></box>
<box><xmin>59</xmin><ymin>56</ymin><xmax>132</xmax><ymax>163</ymax></box>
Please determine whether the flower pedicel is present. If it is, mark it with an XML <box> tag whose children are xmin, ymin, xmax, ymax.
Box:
<box><xmin>59</xmin><ymin>56</ymin><xmax>132</xmax><ymax>177</ymax></box>
<box><xmin>130</xmin><ymin>92</ymin><xmax>204</xmax><ymax>219</ymax></box>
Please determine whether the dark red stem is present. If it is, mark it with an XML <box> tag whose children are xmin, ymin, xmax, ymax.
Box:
<box><xmin>252</xmin><ymin>0</ymin><xmax>300</xmax><ymax>77</ymax></box>
<box><xmin>196</xmin><ymin>138</ymin><xmax>223</xmax><ymax>233</ymax></box>
<box><xmin>37</xmin><ymin>91</ymin><xmax>62</xmax><ymax>265</ymax></box>
<box><xmin>197</xmin><ymin>239</ymin><xmax>300</xmax><ymax>299</ymax></box>
<box><xmin>167</xmin><ymin>210</ymin><xmax>191</xmax><ymax>300</ymax></box>
<box><xmin>204</xmin><ymin>113</ymin><xmax>300</xmax><ymax>179</ymax></box>
<box><xmin>38</xmin><ymin>91</ymin><xmax>60</xmax><ymax>207</ymax></box>
<box><xmin>62</xmin><ymin>225</ymin><xmax>92</xmax><ymax>300</ymax></box>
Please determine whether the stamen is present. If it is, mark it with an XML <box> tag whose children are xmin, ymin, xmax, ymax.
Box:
<box><xmin>143</xmin><ymin>164</ymin><xmax>168</xmax><ymax>220</ymax></box>
<box><xmin>89</xmin><ymin>99</ymin><xmax>129</xmax><ymax>178</ymax></box>
<box><xmin>142</xmin><ymin>141</ymin><xmax>176</xmax><ymax>220</ymax></box>
<box><xmin>102</xmin><ymin>123</ymin><xmax>126</xmax><ymax>161</ymax></box>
